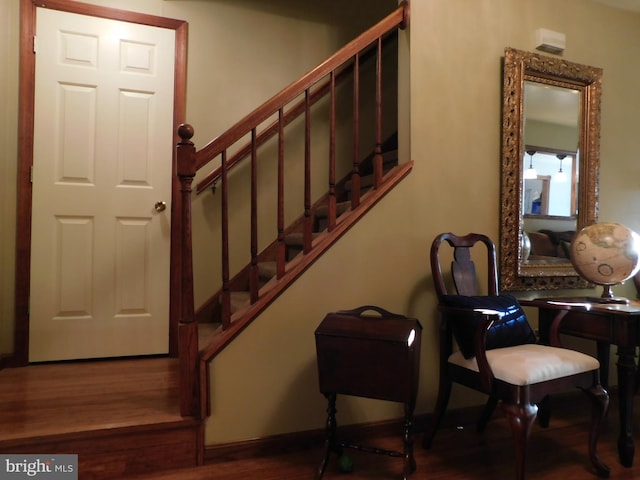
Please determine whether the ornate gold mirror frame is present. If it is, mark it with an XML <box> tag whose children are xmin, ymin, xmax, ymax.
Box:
<box><xmin>500</xmin><ymin>47</ymin><xmax>602</xmax><ymax>291</ymax></box>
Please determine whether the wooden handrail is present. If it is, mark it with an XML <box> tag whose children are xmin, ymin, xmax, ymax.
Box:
<box><xmin>193</xmin><ymin>2</ymin><xmax>408</xmax><ymax>173</ymax></box>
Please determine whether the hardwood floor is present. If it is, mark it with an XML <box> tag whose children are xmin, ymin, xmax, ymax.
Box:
<box><xmin>0</xmin><ymin>357</ymin><xmax>183</xmax><ymax>441</ymax></box>
<box><xmin>132</xmin><ymin>391</ymin><xmax>640</xmax><ymax>480</ymax></box>
<box><xmin>0</xmin><ymin>357</ymin><xmax>201</xmax><ymax>479</ymax></box>
<box><xmin>2</xmin><ymin>359</ymin><xmax>640</xmax><ymax>479</ymax></box>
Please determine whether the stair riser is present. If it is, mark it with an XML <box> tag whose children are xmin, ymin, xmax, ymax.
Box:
<box><xmin>2</xmin><ymin>424</ymin><xmax>201</xmax><ymax>480</ymax></box>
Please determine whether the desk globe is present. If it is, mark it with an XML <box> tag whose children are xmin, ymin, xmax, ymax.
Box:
<box><xmin>570</xmin><ymin>222</ymin><xmax>640</xmax><ymax>304</ymax></box>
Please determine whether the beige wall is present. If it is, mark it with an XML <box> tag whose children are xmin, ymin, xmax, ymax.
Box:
<box><xmin>2</xmin><ymin>0</ymin><xmax>640</xmax><ymax>447</ymax></box>
<box><xmin>0</xmin><ymin>0</ymin><xmax>19</xmax><ymax>353</ymax></box>
<box><xmin>206</xmin><ymin>0</ymin><xmax>640</xmax><ymax>445</ymax></box>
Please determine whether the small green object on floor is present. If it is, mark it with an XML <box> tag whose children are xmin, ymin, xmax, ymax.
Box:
<box><xmin>338</xmin><ymin>454</ymin><xmax>353</xmax><ymax>473</ymax></box>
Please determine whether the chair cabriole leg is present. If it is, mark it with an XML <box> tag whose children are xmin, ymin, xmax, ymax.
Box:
<box><xmin>502</xmin><ymin>402</ymin><xmax>537</xmax><ymax>480</ymax></box>
<box><xmin>422</xmin><ymin>376</ymin><xmax>452</xmax><ymax>449</ymax></box>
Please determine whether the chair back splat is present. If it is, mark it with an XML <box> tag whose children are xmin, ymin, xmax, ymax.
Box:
<box><xmin>423</xmin><ymin>232</ymin><xmax>610</xmax><ymax>480</ymax></box>
<box><xmin>431</xmin><ymin>232</ymin><xmax>497</xmax><ymax>298</ymax></box>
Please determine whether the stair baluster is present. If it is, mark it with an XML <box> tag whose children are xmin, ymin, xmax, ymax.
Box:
<box><xmin>374</xmin><ymin>37</ymin><xmax>384</xmax><ymax>188</ymax></box>
<box><xmin>303</xmin><ymin>90</ymin><xmax>313</xmax><ymax>254</ymax></box>
<box><xmin>276</xmin><ymin>108</ymin><xmax>286</xmax><ymax>280</ymax></box>
<box><xmin>221</xmin><ymin>149</ymin><xmax>231</xmax><ymax>329</ymax></box>
<box><xmin>351</xmin><ymin>52</ymin><xmax>362</xmax><ymax>209</ymax></box>
<box><xmin>328</xmin><ymin>71</ymin><xmax>337</xmax><ymax>232</ymax></box>
<box><xmin>249</xmin><ymin>128</ymin><xmax>259</xmax><ymax>303</ymax></box>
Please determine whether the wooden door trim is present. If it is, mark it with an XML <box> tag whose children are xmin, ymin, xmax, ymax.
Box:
<box><xmin>13</xmin><ymin>0</ymin><xmax>187</xmax><ymax>366</ymax></box>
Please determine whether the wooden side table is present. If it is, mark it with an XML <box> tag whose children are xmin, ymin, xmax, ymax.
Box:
<box><xmin>522</xmin><ymin>297</ymin><xmax>640</xmax><ymax>468</ymax></box>
<box><xmin>314</xmin><ymin>306</ymin><xmax>422</xmax><ymax>480</ymax></box>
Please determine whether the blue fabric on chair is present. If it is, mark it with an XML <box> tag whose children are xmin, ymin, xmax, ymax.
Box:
<box><xmin>440</xmin><ymin>293</ymin><xmax>537</xmax><ymax>359</ymax></box>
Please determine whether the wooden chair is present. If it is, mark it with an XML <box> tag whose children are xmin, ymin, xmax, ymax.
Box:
<box><xmin>422</xmin><ymin>232</ymin><xmax>610</xmax><ymax>480</ymax></box>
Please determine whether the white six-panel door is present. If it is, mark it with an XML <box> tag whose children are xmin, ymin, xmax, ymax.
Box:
<box><xmin>29</xmin><ymin>8</ymin><xmax>175</xmax><ymax>361</ymax></box>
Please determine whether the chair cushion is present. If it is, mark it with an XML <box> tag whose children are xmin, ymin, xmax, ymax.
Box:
<box><xmin>440</xmin><ymin>293</ymin><xmax>536</xmax><ymax>359</ymax></box>
<box><xmin>448</xmin><ymin>344</ymin><xmax>600</xmax><ymax>385</ymax></box>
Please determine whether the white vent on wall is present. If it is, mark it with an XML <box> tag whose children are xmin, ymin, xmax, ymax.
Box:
<box><xmin>535</xmin><ymin>28</ymin><xmax>565</xmax><ymax>55</ymax></box>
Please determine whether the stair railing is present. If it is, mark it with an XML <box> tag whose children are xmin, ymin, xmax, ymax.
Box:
<box><xmin>176</xmin><ymin>2</ymin><xmax>408</xmax><ymax>418</ymax></box>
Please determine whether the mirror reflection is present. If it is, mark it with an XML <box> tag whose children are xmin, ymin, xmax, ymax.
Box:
<box><xmin>500</xmin><ymin>47</ymin><xmax>602</xmax><ymax>291</ymax></box>
<box><xmin>522</xmin><ymin>148</ymin><xmax>579</xmax><ymax>267</ymax></box>
<box><xmin>523</xmin><ymin>150</ymin><xmax>577</xmax><ymax>218</ymax></box>
<box><xmin>522</xmin><ymin>80</ymin><xmax>579</xmax><ymax>222</ymax></box>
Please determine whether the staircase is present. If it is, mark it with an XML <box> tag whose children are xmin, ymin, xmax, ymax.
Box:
<box><xmin>175</xmin><ymin>2</ymin><xmax>411</xmax><ymax>421</ymax></box>
<box><xmin>196</xmin><ymin>134</ymin><xmax>408</xmax><ymax>356</ymax></box>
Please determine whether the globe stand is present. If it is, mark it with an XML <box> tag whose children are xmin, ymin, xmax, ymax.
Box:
<box><xmin>586</xmin><ymin>284</ymin><xmax>629</xmax><ymax>305</ymax></box>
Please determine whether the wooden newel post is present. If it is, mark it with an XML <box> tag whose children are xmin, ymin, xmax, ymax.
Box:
<box><xmin>176</xmin><ymin>123</ymin><xmax>200</xmax><ymax>418</ymax></box>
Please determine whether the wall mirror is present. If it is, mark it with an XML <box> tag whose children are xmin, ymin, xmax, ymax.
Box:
<box><xmin>500</xmin><ymin>47</ymin><xmax>602</xmax><ymax>291</ymax></box>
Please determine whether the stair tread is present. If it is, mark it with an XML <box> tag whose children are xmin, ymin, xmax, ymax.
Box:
<box><xmin>258</xmin><ymin>261</ymin><xmax>277</xmax><ymax>278</ymax></box>
<box><xmin>284</xmin><ymin>232</ymin><xmax>321</xmax><ymax>246</ymax></box>
<box><xmin>0</xmin><ymin>358</ymin><xmax>188</xmax><ymax>442</ymax></box>
<box><xmin>0</xmin><ymin>358</ymin><xmax>200</xmax><ymax>478</ymax></box>
<box><xmin>230</xmin><ymin>291</ymin><xmax>250</xmax><ymax>312</ymax></box>
<box><xmin>360</xmin><ymin>149</ymin><xmax>399</xmax><ymax>171</ymax></box>
<box><xmin>345</xmin><ymin>161</ymin><xmax>398</xmax><ymax>191</ymax></box>
<box><xmin>346</xmin><ymin>173</ymin><xmax>374</xmax><ymax>191</ymax></box>
<box><xmin>314</xmin><ymin>201</ymin><xmax>351</xmax><ymax>218</ymax></box>
<box><xmin>222</xmin><ymin>263</ymin><xmax>278</xmax><ymax>316</ymax></box>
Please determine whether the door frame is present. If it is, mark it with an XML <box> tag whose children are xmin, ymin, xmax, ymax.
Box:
<box><xmin>11</xmin><ymin>0</ymin><xmax>187</xmax><ymax>366</ymax></box>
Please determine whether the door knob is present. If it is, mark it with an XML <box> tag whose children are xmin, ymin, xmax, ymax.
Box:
<box><xmin>154</xmin><ymin>201</ymin><xmax>167</xmax><ymax>212</ymax></box>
